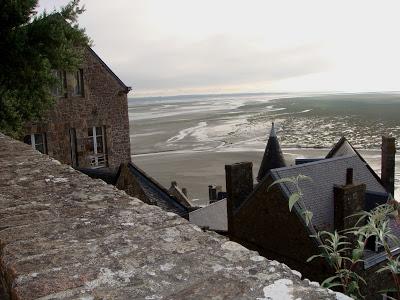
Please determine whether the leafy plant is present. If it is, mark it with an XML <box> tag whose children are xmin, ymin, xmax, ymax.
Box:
<box><xmin>307</xmin><ymin>231</ymin><xmax>366</xmax><ymax>298</ymax></box>
<box><xmin>348</xmin><ymin>203</ymin><xmax>400</xmax><ymax>299</ymax></box>
<box><xmin>268</xmin><ymin>176</ymin><xmax>400</xmax><ymax>299</ymax></box>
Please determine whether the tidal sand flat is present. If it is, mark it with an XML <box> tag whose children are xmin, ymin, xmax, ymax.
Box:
<box><xmin>129</xmin><ymin>92</ymin><xmax>400</xmax><ymax>202</ymax></box>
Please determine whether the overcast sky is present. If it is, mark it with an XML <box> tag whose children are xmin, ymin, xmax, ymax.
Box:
<box><xmin>38</xmin><ymin>0</ymin><xmax>400</xmax><ymax>96</ymax></box>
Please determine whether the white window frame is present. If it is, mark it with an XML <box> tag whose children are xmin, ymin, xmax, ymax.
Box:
<box><xmin>29</xmin><ymin>133</ymin><xmax>47</xmax><ymax>154</ymax></box>
<box><xmin>88</xmin><ymin>126</ymin><xmax>106</xmax><ymax>168</ymax></box>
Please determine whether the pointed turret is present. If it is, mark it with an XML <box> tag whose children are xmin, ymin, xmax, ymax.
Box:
<box><xmin>257</xmin><ymin>122</ymin><xmax>286</xmax><ymax>182</ymax></box>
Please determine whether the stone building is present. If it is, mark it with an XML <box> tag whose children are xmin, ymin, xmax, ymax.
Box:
<box><xmin>23</xmin><ymin>47</ymin><xmax>131</xmax><ymax>170</ymax></box>
<box><xmin>226</xmin><ymin>126</ymin><xmax>398</xmax><ymax>299</ymax></box>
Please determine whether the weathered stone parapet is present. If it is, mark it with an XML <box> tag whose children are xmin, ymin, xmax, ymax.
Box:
<box><xmin>0</xmin><ymin>134</ymin><xmax>347</xmax><ymax>299</ymax></box>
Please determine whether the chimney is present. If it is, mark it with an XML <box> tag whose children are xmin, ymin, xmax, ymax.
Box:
<box><xmin>334</xmin><ymin>169</ymin><xmax>366</xmax><ymax>232</ymax></box>
<box><xmin>208</xmin><ymin>185</ymin><xmax>217</xmax><ymax>201</ymax></box>
<box><xmin>171</xmin><ymin>181</ymin><xmax>178</xmax><ymax>187</ymax></box>
<box><xmin>225</xmin><ymin>162</ymin><xmax>253</xmax><ymax>235</ymax></box>
<box><xmin>208</xmin><ymin>185</ymin><xmax>213</xmax><ymax>200</ymax></box>
<box><xmin>346</xmin><ymin>168</ymin><xmax>353</xmax><ymax>185</ymax></box>
<box><xmin>182</xmin><ymin>188</ymin><xmax>188</xmax><ymax>197</ymax></box>
<box><xmin>209</xmin><ymin>186</ymin><xmax>223</xmax><ymax>203</ymax></box>
<box><xmin>381</xmin><ymin>136</ymin><xmax>396</xmax><ymax>196</ymax></box>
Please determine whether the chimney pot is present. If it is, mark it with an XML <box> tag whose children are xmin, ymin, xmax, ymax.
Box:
<box><xmin>381</xmin><ymin>136</ymin><xmax>396</xmax><ymax>195</ymax></box>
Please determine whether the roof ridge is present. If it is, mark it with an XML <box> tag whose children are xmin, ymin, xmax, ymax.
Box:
<box><xmin>270</xmin><ymin>154</ymin><xmax>358</xmax><ymax>173</ymax></box>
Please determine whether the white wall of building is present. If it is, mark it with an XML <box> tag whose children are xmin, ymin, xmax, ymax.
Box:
<box><xmin>189</xmin><ymin>199</ymin><xmax>227</xmax><ymax>232</ymax></box>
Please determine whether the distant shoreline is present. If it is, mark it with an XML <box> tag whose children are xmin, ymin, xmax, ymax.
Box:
<box><xmin>132</xmin><ymin>146</ymin><xmax>389</xmax><ymax>157</ymax></box>
<box><xmin>129</xmin><ymin>90</ymin><xmax>400</xmax><ymax>101</ymax></box>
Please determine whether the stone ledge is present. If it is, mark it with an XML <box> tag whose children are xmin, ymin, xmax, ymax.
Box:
<box><xmin>0</xmin><ymin>133</ymin><xmax>348</xmax><ymax>299</ymax></box>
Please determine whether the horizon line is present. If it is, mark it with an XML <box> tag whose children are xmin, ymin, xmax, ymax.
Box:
<box><xmin>128</xmin><ymin>90</ymin><xmax>400</xmax><ymax>99</ymax></box>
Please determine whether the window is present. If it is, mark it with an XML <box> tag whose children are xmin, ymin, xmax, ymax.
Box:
<box><xmin>88</xmin><ymin>126</ymin><xmax>107</xmax><ymax>167</ymax></box>
<box><xmin>23</xmin><ymin>133</ymin><xmax>47</xmax><ymax>154</ymax></box>
<box><xmin>52</xmin><ymin>70</ymin><xmax>67</xmax><ymax>97</ymax></box>
<box><xmin>72</xmin><ymin>69</ymin><xmax>84</xmax><ymax>96</ymax></box>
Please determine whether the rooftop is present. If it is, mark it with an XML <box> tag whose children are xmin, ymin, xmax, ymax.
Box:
<box><xmin>257</xmin><ymin>122</ymin><xmax>286</xmax><ymax>182</ymax></box>
<box><xmin>271</xmin><ymin>154</ymin><xmax>386</xmax><ymax>231</ymax></box>
<box><xmin>125</xmin><ymin>162</ymin><xmax>189</xmax><ymax>217</ymax></box>
<box><xmin>0</xmin><ymin>133</ymin><xmax>346</xmax><ymax>299</ymax></box>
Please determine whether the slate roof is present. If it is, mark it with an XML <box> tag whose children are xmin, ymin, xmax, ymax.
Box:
<box><xmin>257</xmin><ymin>123</ymin><xmax>286</xmax><ymax>182</ymax></box>
<box><xmin>270</xmin><ymin>155</ymin><xmax>387</xmax><ymax>231</ymax></box>
<box><xmin>326</xmin><ymin>136</ymin><xmax>385</xmax><ymax>188</ymax></box>
<box><xmin>325</xmin><ymin>136</ymin><xmax>357</xmax><ymax>159</ymax></box>
<box><xmin>127</xmin><ymin>162</ymin><xmax>189</xmax><ymax>217</ymax></box>
<box><xmin>77</xmin><ymin>167</ymin><xmax>119</xmax><ymax>185</ymax></box>
<box><xmin>168</xmin><ymin>182</ymin><xmax>194</xmax><ymax>208</ymax></box>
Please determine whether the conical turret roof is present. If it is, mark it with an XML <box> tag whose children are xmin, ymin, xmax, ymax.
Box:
<box><xmin>257</xmin><ymin>122</ymin><xmax>286</xmax><ymax>182</ymax></box>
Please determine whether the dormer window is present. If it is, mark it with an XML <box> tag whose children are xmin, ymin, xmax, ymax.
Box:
<box><xmin>52</xmin><ymin>70</ymin><xmax>67</xmax><ymax>97</ymax></box>
<box><xmin>72</xmin><ymin>69</ymin><xmax>84</xmax><ymax>96</ymax></box>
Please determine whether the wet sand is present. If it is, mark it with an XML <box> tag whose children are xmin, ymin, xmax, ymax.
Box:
<box><xmin>132</xmin><ymin>148</ymin><xmax>398</xmax><ymax>204</ymax></box>
<box><xmin>133</xmin><ymin>150</ymin><xmax>264</xmax><ymax>205</ymax></box>
<box><xmin>129</xmin><ymin>93</ymin><xmax>400</xmax><ymax>203</ymax></box>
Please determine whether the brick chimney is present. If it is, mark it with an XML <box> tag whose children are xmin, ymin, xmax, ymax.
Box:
<box><xmin>182</xmin><ymin>188</ymin><xmax>188</xmax><ymax>197</ymax></box>
<box><xmin>333</xmin><ymin>168</ymin><xmax>366</xmax><ymax>231</ymax></box>
<box><xmin>381</xmin><ymin>136</ymin><xmax>396</xmax><ymax>196</ymax></box>
<box><xmin>225</xmin><ymin>162</ymin><xmax>253</xmax><ymax>235</ymax></box>
<box><xmin>208</xmin><ymin>185</ymin><xmax>217</xmax><ymax>201</ymax></box>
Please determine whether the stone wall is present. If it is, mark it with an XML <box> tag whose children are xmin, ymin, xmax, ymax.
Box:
<box><xmin>24</xmin><ymin>48</ymin><xmax>131</xmax><ymax>170</ymax></box>
<box><xmin>0</xmin><ymin>134</ymin><xmax>348</xmax><ymax>299</ymax></box>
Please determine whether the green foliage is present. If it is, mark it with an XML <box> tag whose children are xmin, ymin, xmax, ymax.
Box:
<box><xmin>288</xmin><ymin>193</ymin><xmax>300</xmax><ymax>211</ymax></box>
<box><xmin>308</xmin><ymin>231</ymin><xmax>365</xmax><ymax>299</ymax></box>
<box><xmin>268</xmin><ymin>175</ymin><xmax>400</xmax><ymax>299</ymax></box>
<box><xmin>0</xmin><ymin>0</ymin><xmax>90</xmax><ymax>137</ymax></box>
<box><xmin>303</xmin><ymin>210</ymin><xmax>313</xmax><ymax>226</ymax></box>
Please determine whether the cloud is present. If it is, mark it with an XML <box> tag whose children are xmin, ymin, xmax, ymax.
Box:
<box><xmin>38</xmin><ymin>0</ymin><xmax>400</xmax><ymax>95</ymax></box>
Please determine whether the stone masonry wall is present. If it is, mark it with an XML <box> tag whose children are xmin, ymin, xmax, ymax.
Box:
<box><xmin>24</xmin><ymin>48</ymin><xmax>131</xmax><ymax>170</ymax></box>
<box><xmin>0</xmin><ymin>134</ymin><xmax>349</xmax><ymax>299</ymax></box>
